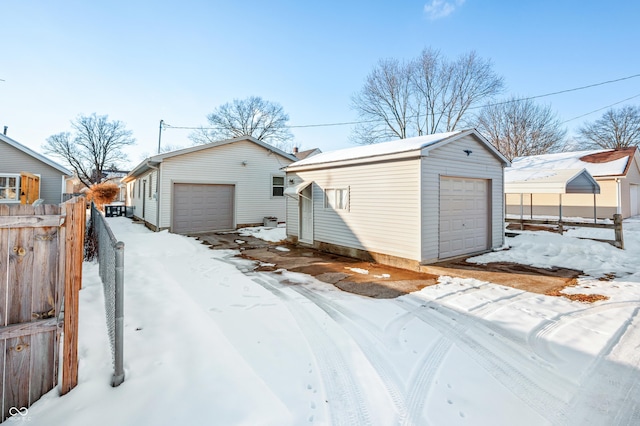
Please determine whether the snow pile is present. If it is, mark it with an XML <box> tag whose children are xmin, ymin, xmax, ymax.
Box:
<box><xmin>237</xmin><ymin>225</ymin><xmax>287</xmax><ymax>242</ymax></box>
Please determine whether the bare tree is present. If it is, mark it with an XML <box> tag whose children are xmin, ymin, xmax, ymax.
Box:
<box><xmin>474</xmin><ymin>97</ymin><xmax>567</xmax><ymax>161</ymax></box>
<box><xmin>43</xmin><ymin>113</ymin><xmax>135</xmax><ymax>187</ymax></box>
<box><xmin>351</xmin><ymin>58</ymin><xmax>413</xmax><ymax>144</ymax></box>
<box><xmin>351</xmin><ymin>48</ymin><xmax>504</xmax><ymax>144</ymax></box>
<box><xmin>190</xmin><ymin>96</ymin><xmax>294</xmax><ymax>151</ymax></box>
<box><xmin>576</xmin><ymin>105</ymin><xmax>640</xmax><ymax>149</ymax></box>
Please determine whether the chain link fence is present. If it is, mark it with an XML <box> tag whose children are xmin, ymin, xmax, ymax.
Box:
<box><xmin>87</xmin><ymin>203</ymin><xmax>125</xmax><ymax>386</ymax></box>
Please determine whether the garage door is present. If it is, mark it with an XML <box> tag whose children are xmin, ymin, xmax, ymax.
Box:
<box><xmin>439</xmin><ymin>177</ymin><xmax>489</xmax><ymax>259</ymax></box>
<box><xmin>173</xmin><ymin>183</ymin><xmax>234</xmax><ymax>234</ymax></box>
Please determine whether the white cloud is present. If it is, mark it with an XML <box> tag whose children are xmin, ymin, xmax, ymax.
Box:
<box><xmin>423</xmin><ymin>0</ymin><xmax>465</xmax><ymax>20</ymax></box>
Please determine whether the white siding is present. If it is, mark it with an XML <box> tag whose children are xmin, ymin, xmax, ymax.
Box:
<box><xmin>421</xmin><ymin>134</ymin><xmax>504</xmax><ymax>262</ymax></box>
<box><xmin>286</xmin><ymin>159</ymin><xmax>422</xmax><ymax>261</ymax></box>
<box><xmin>0</xmin><ymin>141</ymin><xmax>68</xmax><ymax>204</ymax></box>
<box><xmin>159</xmin><ymin>140</ymin><xmax>292</xmax><ymax>230</ymax></box>
<box><xmin>129</xmin><ymin>170</ymin><xmax>159</xmax><ymax>226</ymax></box>
<box><xmin>285</xmin><ymin>188</ymin><xmax>299</xmax><ymax>237</ymax></box>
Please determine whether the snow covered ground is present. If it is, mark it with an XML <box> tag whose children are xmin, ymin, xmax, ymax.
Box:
<box><xmin>25</xmin><ymin>217</ymin><xmax>640</xmax><ymax>425</ymax></box>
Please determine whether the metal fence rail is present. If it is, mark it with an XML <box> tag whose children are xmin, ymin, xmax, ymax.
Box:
<box><xmin>89</xmin><ymin>203</ymin><xmax>125</xmax><ymax>386</ymax></box>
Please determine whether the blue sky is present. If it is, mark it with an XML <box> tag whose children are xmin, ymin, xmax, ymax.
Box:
<box><xmin>1</xmin><ymin>0</ymin><xmax>639</xmax><ymax>168</ymax></box>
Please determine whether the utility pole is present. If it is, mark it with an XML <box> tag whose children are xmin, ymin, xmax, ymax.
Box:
<box><xmin>157</xmin><ymin>119</ymin><xmax>164</xmax><ymax>154</ymax></box>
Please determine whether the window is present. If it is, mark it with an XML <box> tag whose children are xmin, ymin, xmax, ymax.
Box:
<box><xmin>148</xmin><ymin>174</ymin><xmax>153</xmax><ymax>198</ymax></box>
<box><xmin>0</xmin><ymin>174</ymin><xmax>20</xmax><ymax>202</ymax></box>
<box><xmin>137</xmin><ymin>180</ymin><xmax>141</xmax><ymax>198</ymax></box>
<box><xmin>324</xmin><ymin>187</ymin><xmax>349</xmax><ymax>210</ymax></box>
<box><xmin>272</xmin><ymin>176</ymin><xmax>285</xmax><ymax>197</ymax></box>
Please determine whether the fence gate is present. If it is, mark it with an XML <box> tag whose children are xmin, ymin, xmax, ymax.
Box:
<box><xmin>0</xmin><ymin>200</ymin><xmax>84</xmax><ymax>422</ymax></box>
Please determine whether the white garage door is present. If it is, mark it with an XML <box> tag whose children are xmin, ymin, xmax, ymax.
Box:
<box><xmin>173</xmin><ymin>183</ymin><xmax>234</xmax><ymax>234</ymax></box>
<box><xmin>439</xmin><ymin>177</ymin><xmax>489</xmax><ymax>259</ymax></box>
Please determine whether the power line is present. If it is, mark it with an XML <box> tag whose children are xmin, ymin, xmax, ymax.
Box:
<box><xmin>561</xmin><ymin>93</ymin><xmax>640</xmax><ymax>124</ymax></box>
<box><xmin>163</xmin><ymin>72</ymin><xmax>640</xmax><ymax>131</ymax></box>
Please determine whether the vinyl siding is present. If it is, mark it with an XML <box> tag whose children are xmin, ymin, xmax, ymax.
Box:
<box><xmin>129</xmin><ymin>170</ymin><xmax>158</xmax><ymax>226</ymax></box>
<box><xmin>621</xmin><ymin>156</ymin><xmax>640</xmax><ymax>218</ymax></box>
<box><xmin>421</xmin><ymin>134</ymin><xmax>505</xmax><ymax>262</ymax></box>
<box><xmin>0</xmin><ymin>141</ymin><xmax>67</xmax><ymax>204</ymax></box>
<box><xmin>286</xmin><ymin>159</ymin><xmax>422</xmax><ymax>261</ymax></box>
<box><xmin>158</xmin><ymin>140</ymin><xmax>292</xmax><ymax>230</ymax></box>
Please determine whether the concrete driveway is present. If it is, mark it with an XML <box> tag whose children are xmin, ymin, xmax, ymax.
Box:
<box><xmin>193</xmin><ymin>231</ymin><xmax>582</xmax><ymax>299</ymax></box>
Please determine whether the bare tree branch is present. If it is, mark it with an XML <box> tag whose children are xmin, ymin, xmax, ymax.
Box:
<box><xmin>474</xmin><ymin>96</ymin><xmax>567</xmax><ymax>161</ymax></box>
<box><xmin>577</xmin><ymin>105</ymin><xmax>640</xmax><ymax>149</ymax></box>
<box><xmin>351</xmin><ymin>48</ymin><xmax>504</xmax><ymax>144</ymax></box>
<box><xmin>190</xmin><ymin>96</ymin><xmax>294</xmax><ymax>151</ymax></box>
<box><xmin>43</xmin><ymin>113</ymin><xmax>135</xmax><ymax>187</ymax></box>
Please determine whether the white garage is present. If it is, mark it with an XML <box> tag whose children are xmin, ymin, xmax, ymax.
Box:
<box><xmin>123</xmin><ymin>136</ymin><xmax>297</xmax><ymax>233</ymax></box>
<box><xmin>284</xmin><ymin>129</ymin><xmax>509</xmax><ymax>270</ymax></box>
<box><xmin>172</xmin><ymin>183</ymin><xmax>234</xmax><ymax>234</ymax></box>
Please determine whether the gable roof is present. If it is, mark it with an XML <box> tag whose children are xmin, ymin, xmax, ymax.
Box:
<box><xmin>294</xmin><ymin>148</ymin><xmax>322</xmax><ymax>160</ymax></box>
<box><xmin>125</xmin><ymin>136</ymin><xmax>298</xmax><ymax>180</ymax></box>
<box><xmin>0</xmin><ymin>133</ymin><xmax>72</xmax><ymax>175</ymax></box>
<box><xmin>505</xmin><ymin>168</ymin><xmax>600</xmax><ymax>194</ymax></box>
<box><xmin>286</xmin><ymin>129</ymin><xmax>509</xmax><ymax>170</ymax></box>
<box><xmin>510</xmin><ymin>147</ymin><xmax>639</xmax><ymax>178</ymax></box>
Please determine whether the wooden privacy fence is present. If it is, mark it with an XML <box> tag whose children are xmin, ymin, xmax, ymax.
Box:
<box><xmin>0</xmin><ymin>198</ymin><xmax>85</xmax><ymax>422</ymax></box>
<box><xmin>506</xmin><ymin>213</ymin><xmax>624</xmax><ymax>249</ymax></box>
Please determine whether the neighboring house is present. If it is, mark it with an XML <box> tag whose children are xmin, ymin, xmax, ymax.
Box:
<box><xmin>103</xmin><ymin>169</ymin><xmax>129</xmax><ymax>202</ymax></box>
<box><xmin>284</xmin><ymin>129</ymin><xmax>509</xmax><ymax>270</ymax></box>
<box><xmin>506</xmin><ymin>147</ymin><xmax>640</xmax><ymax>219</ymax></box>
<box><xmin>0</xmin><ymin>132</ymin><xmax>72</xmax><ymax>205</ymax></box>
<box><xmin>123</xmin><ymin>136</ymin><xmax>298</xmax><ymax>233</ymax></box>
<box><xmin>293</xmin><ymin>147</ymin><xmax>322</xmax><ymax>161</ymax></box>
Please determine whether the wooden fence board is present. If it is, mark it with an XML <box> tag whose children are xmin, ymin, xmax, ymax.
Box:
<box><xmin>29</xmin><ymin>330</ymin><xmax>57</xmax><ymax>405</ymax></box>
<box><xmin>3</xmin><ymin>336</ymin><xmax>31</xmax><ymax>420</ymax></box>
<box><xmin>0</xmin><ymin>229</ymin><xmax>7</xmax><ymax>327</ymax></box>
<box><xmin>7</xmin><ymin>227</ymin><xmax>34</xmax><ymax>325</ymax></box>
<box><xmin>32</xmin><ymin>227</ymin><xmax>58</xmax><ymax>320</ymax></box>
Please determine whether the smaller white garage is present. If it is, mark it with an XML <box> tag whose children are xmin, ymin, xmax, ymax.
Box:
<box><xmin>123</xmin><ymin>136</ymin><xmax>297</xmax><ymax>233</ymax></box>
<box><xmin>284</xmin><ymin>129</ymin><xmax>509</xmax><ymax>270</ymax></box>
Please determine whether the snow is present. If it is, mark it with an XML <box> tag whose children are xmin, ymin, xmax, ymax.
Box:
<box><xmin>510</xmin><ymin>149</ymin><xmax>630</xmax><ymax>177</ymax></box>
<box><xmin>287</xmin><ymin>131</ymin><xmax>461</xmax><ymax>168</ymax></box>
<box><xmin>24</xmin><ymin>216</ymin><xmax>640</xmax><ymax>425</ymax></box>
<box><xmin>237</xmin><ymin>224</ymin><xmax>287</xmax><ymax>242</ymax></box>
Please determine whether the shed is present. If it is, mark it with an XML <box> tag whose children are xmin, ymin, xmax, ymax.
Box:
<box><xmin>123</xmin><ymin>136</ymin><xmax>298</xmax><ymax>233</ymax></box>
<box><xmin>506</xmin><ymin>147</ymin><xmax>640</xmax><ymax>219</ymax></box>
<box><xmin>505</xmin><ymin>168</ymin><xmax>600</xmax><ymax>220</ymax></box>
<box><xmin>284</xmin><ymin>129</ymin><xmax>510</xmax><ymax>270</ymax></box>
<box><xmin>0</xmin><ymin>132</ymin><xmax>72</xmax><ymax>205</ymax></box>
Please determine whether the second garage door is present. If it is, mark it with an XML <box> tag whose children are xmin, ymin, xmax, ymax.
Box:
<box><xmin>173</xmin><ymin>183</ymin><xmax>234</xmax><ymax>234</ymax></box>
<box><xmin>439</xmin><ymin>177</ymin><xmax>489</xmax><ymax>259</ymax></box>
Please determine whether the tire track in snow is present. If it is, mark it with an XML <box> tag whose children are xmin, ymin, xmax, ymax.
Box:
<box><xmin>395</xmin><ymin>296</ymin><xmax>571</xmax><ymax>425</ymax></box>
<box><xmin>527</xmin><ymin>301</ymin><xmax>640</xmax><ymax>364</ymax></box>
<box><xmin>565</xmin><ymin>306</ymin><xmax>640</xmax><ymax>426</ymax></box>
<box><xmin>288</xmin><ymin>282</ymin><xmax>474</xmax><ymax>426</ymax></box>
<box><xmin>248</xmin><ymin>274</ymin><xmax>372</xmax><ymax>426</ymax></box>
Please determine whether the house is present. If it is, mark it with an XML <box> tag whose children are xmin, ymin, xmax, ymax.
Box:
<box><xmin>505</xmin><ymin>147</ymin><xmax>640</xmax><ymax>219</ymax></box>
<box><xmin>293</xmin><ymin>147</ymin><xmax>322</xmax><ymax>160</ymax></box>
<box><xmin>0</xmin><ymin>132</ymin><xmax>72</xmax><ymax>205</ymax></box>
<box><xmin>122</xmin><ymin>136</ymin><xmax>298</xmax><ymax>233</ymax></box>
<box><xmin>284</xmin><ymin>129</ymin><xmax>509</xmax><ymax>270</ymax></box>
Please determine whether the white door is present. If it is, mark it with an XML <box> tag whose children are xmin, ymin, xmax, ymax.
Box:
<box><xmin>439</xmin><ymin>177</ymin><xmax>489</xmax><ymax>259</ymax></box>
<box><xmin>631</xmin><ymin>184</ymin><xmax>639</xmax><ymax>217</ymax></box>
<box><xmin>299</xmin><ymin>184</ymin><xmax>313</xmax><ymax>243</ymax></box>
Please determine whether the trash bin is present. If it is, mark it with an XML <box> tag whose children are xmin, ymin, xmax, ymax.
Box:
<box><xmin>263</xmin><ymin>216</ymin><xmax>278</xmax><ymax>227</ymax></box>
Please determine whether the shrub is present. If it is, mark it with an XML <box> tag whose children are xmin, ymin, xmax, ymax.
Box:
<box><xmin>88</xmin><ymin>182</ymin><xmax>119</xmax><ymax>210</ymax></box>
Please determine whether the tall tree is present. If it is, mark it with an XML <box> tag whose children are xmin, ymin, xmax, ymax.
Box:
<box><xmin>576</xmin><ymin>105</ymin><xmax>640</xmax><ymax>149</ymax></box>
<box><xmin>43</xmin><ymin>113</ymin><xmax>135</xmax><ymax>187</ymax></box>
<box><xmin>474</xmin><ymin>97</ymin><xmax>567</xmax><ymax>161</ymax></box>
<box><xmin>351</xmin><ymin>48</ymin><xmax>504</xmax><ymax>144</ymax></box>
<box><xmin>190</xmin><ymin>96</ymin><xmax>294</xmax><ymax>151</ymax></box>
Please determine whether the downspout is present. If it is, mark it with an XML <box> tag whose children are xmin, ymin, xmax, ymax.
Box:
<box><xmin>616</xmin><ymin>178</ymin><xmax>622</xmax><ymax>215</ymax></box>
<box><xmin>146</xmin><ymin>162</ymin><xmax>161</xmax><ymax>231</ymax></box>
